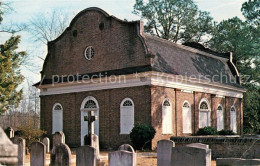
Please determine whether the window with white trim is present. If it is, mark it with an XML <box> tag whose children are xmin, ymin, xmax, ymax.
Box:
<box><xmin>182</xmin><ymin>101</ymin><xmax>192</xmax><ymax>133</ymax></box>
<box><xmin>217</xmin><ymin>105</ymin><xmax>224</xmax><ymax>131</ymax></box>
<box><xmin>230</xmin><ymin>106</ymin><xmax>237</xmax><ymax>133</ymax></box>
<box><xmin>52</xmin><ymin>103</ymin><xmax>63</xmax><ymax>134</ymax></box>
<box><xmin>120</xmin><ymin>98</ymin><xmax>134</xmax><ymax>134</ymax></box>
<box><xmin>84</xmin><ymin>99</ymin><xmax>97</xmax><ymax>109</ymax></box>
<box><xmin>84</xmin><ymin>46</ymin><xmax>94</xmax><ymax>60</ymax></box>
<box><xmin>162</xmin><ymin>98</ymin><xmax>172</xmax><ymax>134</ymax></box>
<box><xmin>199</xmin><ymin>99</ymin><xmax>211</xmax><ymax>128</ymax></box>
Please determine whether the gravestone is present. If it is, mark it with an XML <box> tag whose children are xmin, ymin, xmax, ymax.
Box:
<box><xmin>11</xmin><ymin>136</ymin><xmax>25</xmax><ymax>166</ymax></box>
<box><xmin>84</xmin><ymin>111</ymin><xmax>98</xmax><ymax>146</ymax></box>
<box><xmin>30</xmin><ymin>142</ymin><xmax>46</xmax><ymax>166</ymax></box>
<box><xmin>118</xmin><ymin>144</ymin><xmax>136</xmax><ymax>165</ymax></box>
<box><xmin>5</xmin><ymin>127</ymin><xmax>14</xmax><ymax>138</ymax></box>
<box><xmin>83</xmin><ymin>112</ymin><xmax>101</xmax><ymax>163</ymax></box>
<box><xmin>51</xmin><ymin>131</ymin><xmax>65</xmax><ymax>163</ymax></box>
<box><xmin>52</xmin><ymin>131</ymin><xmax>65</xmax><ymax>149</ymax></box>
<box><xmin>76</xmin><ymin>145</ymin><xmax>97</xmax><ymax>166</ymax></box>
<box><xmin>216</xmin><ymin>158</ymin><xmax>260</xmax><ymax>166</ymax></box>
<box><xmin>51</xmin><ymin>143</ymin><xmax>71</xmax><ymax>166</ymax></box>
<box><xmin>186</xmin><ymin>143</ymin><xmax>209</xmax><ymax>149</ymax></box>
<box><xmin>0</xmin><ymin>127</ymin><xmax>18</xmax><ymax>165</ymax></box>
<box><xmin>91</xmin><ymin>134</ymin><xmax>100</xmax><ymax>160</ymax></box>
<box><xmin>118</xmin><ymin>144</ymin><xmax>135</xmax><ymax>153</ymax></box>
<box><xmin>109</xmin><ymin>150</ymin><xmax>136</xmax><ymax>166</ymax></box>
<box><xmin>43</xmin><ymin>137</ymin><xmax>50</xmax><ymax>153</ymax></box>
<box><xmin>157</xmin><ymin>140</ymin><xmax>175</xmax><ymax>166</ymax></box>
<box><xmin>171</xmin><ymin>146</ymin><xmax>211</xmax><ymax>166</ymax></box>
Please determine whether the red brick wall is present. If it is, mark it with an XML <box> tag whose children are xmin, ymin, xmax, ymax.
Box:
<box><xmin>194</xmin><ymin>92</ymin><xmax>212</xmax><ymax>133</ymax></box>
<box><xmin>40</xmin><ymin>85</ymin><xmax>243</xmax><ymax>149</ymax></box>
<box><xmin>40</xmin><ymin>86</ymin><xmax>151</xmax><ymax>149</ymax></box>
<box><xmin>225</xmin><ymin>97</ymin><xmax>242</xmax><ymax>134</ymax></box>
<box><xmin>211</xmin><ymin>97</ymin><xmax>225</xmax><ymax>129</ymax></box>
<box><xmin>42</xmin><ymin>9</ymin><xmax>149</xmax><ymax>79</ymax></box>
<box><xmin>175</xmin><ymin>90</ymin><xmax>194</xmax><ymax>136</ymax></box>
<box><xmin>240</xmin><ymin>98</ymin><xmax>243</xmax><ymax>135</ymax></box>
<box><xmin>40</xmin><ymin>93</ymin><xmax>79</xmax><ymax>147</ymax></box>
<box><xmin>149</xmin><ymin>88</ymin><xmax>243</xmax><ymax>150</ymax></box>
<box><xmin>150</xmin><ymin>86</ymin><xmax>175</xmax><ymax>150</ymax></box>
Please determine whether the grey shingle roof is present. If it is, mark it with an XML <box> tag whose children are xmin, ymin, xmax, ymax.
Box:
<box><xmin>143</xmin><ymin>34</ymin><xmax>242</xmax><ymax>88</ymax></box>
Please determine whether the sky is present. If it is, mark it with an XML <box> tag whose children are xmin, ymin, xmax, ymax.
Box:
<box><xmin>0</xmin><ymin>0</ymin><xmax>246</xmax><ymax>88</ymax></box>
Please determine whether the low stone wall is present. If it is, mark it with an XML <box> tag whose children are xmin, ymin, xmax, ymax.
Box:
<box><xmin>170</xmin><ymin>136</ymin><xmax>260</xmax><ymax>159</ymax></box>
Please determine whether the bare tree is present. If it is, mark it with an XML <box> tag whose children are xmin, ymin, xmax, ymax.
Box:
<box><xmin>27</xmin><ymin>9</ymin><xmax>70</xmax><ymax>45</ymax></box>
<box><xmin>0</xmin><ymin>2</ymin><xmax>27</xmax><ymax>34</ymax></box>
<box><xmin>0</xmin><ymin>83</ymin><xmax>41</xmax><ymax>129</ymax></box>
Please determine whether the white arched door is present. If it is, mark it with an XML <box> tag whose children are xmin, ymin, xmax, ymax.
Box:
<box><xmin>52</xmin><ymin>103</ymin><xmax>63</xmax><ymax>134</ymax></box>
<box><xmin>217</xmin><ymin>105</ymin><xmax>224</xmax><ymax>131</ymax></box>
<box><xmin>230</xmin><ymin>106</ymin><xmax>237</xmax><ymax>133</ymax></box>
<box><xmin>199</xmin><ymin>99</ymin><xmax>211</xmax><ymax>128</ymax></box>
<box><xmin>162</xmin><ymin>98</ymin><xmax>172</xmax><ymax>134</ymax></box>
<box><xmin>182</xmin><ymin>101</ymin><xmax>191</xmax><ymax>133</ymax></box>
<box><xmin>120</xmin><ymin>98</ymin><xmax>134</xmax><ymax>134</ymax></box>
<box><xmin>80</xmin><ymin>96</ymin><xmax>99</xmax><ymax>145</ymax></box>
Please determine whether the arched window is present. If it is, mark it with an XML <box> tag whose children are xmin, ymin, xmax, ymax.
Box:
<box><xmin>80</xmin><ymin>96</ymin><xmax>99</xmax><ymax>145</ymax></box>
<box><xmin>217</xmin><ymin>105</ymin><xmax>224</xmax><ymax>131</ymax></box>
<box><xmin>83</xmin><ymin>99</ymin><xmax>98</xmax><ymax>110</ymax></box>
<box><xmin>162</xmin><ymin>98</ymin><xmax>172</xmax><ymax>134</ymax></box>
<box><xmin>120</xmin><ymin>98</ymin><xmax>134</xmax><ymax>134</ymax></box>
<box><xmin>182</xmin><ymin>101</ymin><xmax>192</xmax><ymax>133</ymax></box>
<box><xmin>200</xmin><ymin>102</ymin><xmax>209</xmax><ymax>109</ymax></box>
<box><xmin>230</xmin><ymin>106</ymin><xmax>237</xmax><ymax>133</ymax></box>
<box><xmin>199</xmin><ymin>99</ymin><xmax>211</xmax><ymax>128</ymax></box>
<box><xmin>52</xmin><ymin>103</ymin><xmax>63</xmax><ymax>134</ymax></box>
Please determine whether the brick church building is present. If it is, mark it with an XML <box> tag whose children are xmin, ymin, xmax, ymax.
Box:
<box><xmin>36</xmin><ymin>7</ymin><xmax>245</xmax><ymax>149</ymax></box>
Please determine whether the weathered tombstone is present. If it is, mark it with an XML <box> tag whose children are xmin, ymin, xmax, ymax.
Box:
<box><xmin>118</xmin><ymin>144</ymin><xmax>136</xmax><ymax>165</ymax></box>
<box><xmin>216</xmin><ymin>158</ymin><xmax>260</xmax><ymax>166</ymax></box>
<box><xmin>30</xmin><ymin>142</ymin><xmax>46</xmax><ymax>166</ymax></box>
<box><xmin>238</xmin><ymin>159</ymin><xmax>260</xmax><ymax>165</ymax></box>
<box><xmin>43</xmin><ymin>137</ymin><xmax>50</xmax><ymax>153</ymax></box>
<box><xmin>5</xmin><ymin>127</ymin><xmax>14</xmax><ymax>139</ymax></box>
<box><xmin>76</xmin><ymin>145</ymin><xmax>97</xmax><ymax>166</ymax></box>
<box><xmin>109</xmin><ymin>150</ymin><xmax>136</xmax><ymax>166</ymax></box>
<box><xmin>84</xmin><ymin>111</ymin><xmax>97</xmax><ymax>145</ymax></box>
<box><xmin>51</xmin><ymin>143</ymin><xmax>71</xmax><ymax>166</ymax></box>
<box><xmin>91</xmin><ymin>134</ymin><xmax>100</xmax><ymax>159</ymax></box>
<box><xmin>52</xmin><ymin>131</ymin><xmax>65</xmax><ymax>149</ymax></box>
<box><xmin>171</xmin><ymin>146</ymin><xmax>211</xmax><ymax>166</ymax></box>
<box><xmin>83</xmin><ymin>112</ymin><xmax>101</xmax><ymax>163</ymax></box>
<box><xmin>11</xmin><ymin>136</ymin><xmax>25</xmax><ymax>166</ymax></box>
<box><xmin>157</xmin><ymin>140</ymin><xmax>175</xmax><ymax>166</ymax></box>
<box><xmin>216</xmin><ymin>158</ymin><xmax>241</xmax><ymax>166</ymax></box>
<box><xmin>51</xmin><ymin>131</ymin><xmax>65</xmax><ymax>164</ymax></box>
<box><xmin>186</xmin><ymin>143</ymin><xmax>209</xmax><ymax>149</ymax></box>
<box><xmin>118</xmin><ymin>144</ymin><xmax>135</xmax><ymax>153</ymax></box>
<box><xmin>0</xmin><ymin>127</ymin><xmax>18</xmax><ymax>165</ymax></box>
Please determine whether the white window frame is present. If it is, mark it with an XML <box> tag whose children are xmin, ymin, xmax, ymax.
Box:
<box><xmin>217</xmin><ymin>104</ymin><xmax>224</xmax><ymax>131</ymax></box>
<box><xmin>230</xmin><ymin>106</ymin><xmax>237</xmax><ymax>133</ymax></box>
<box><xmin>199</xmin><ymin>98</ymin><xmax>211</xmax><ymax>128</ymax></box>
<box><xmin>84</xmin><ymin>46</ymin><xmax>94</xmax><ymax>60</ymax></box>
<box><xmin>120</xmin><ymin>98</ymin><xmax>134</xmax><ymax>134</ymax></box>
<box><xmin>182</xmin><ymin>101</ymin><xmax>192</xmax><ymax>134</ymax></box>
<box><xmin>162</xmin><ymin>98</ymin><xmax>173</xmax><ymax>134</ymax></box>
<box><xmin>52</xmin><ymin>103</ymin><xmax>63</xmax><ymax>134</ymax></box>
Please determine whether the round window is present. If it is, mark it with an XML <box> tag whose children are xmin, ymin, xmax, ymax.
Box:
<box><xmin>84</xmin><ymin>46</ymin><xmax>94</xmax><ymax>60</ymax></box>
